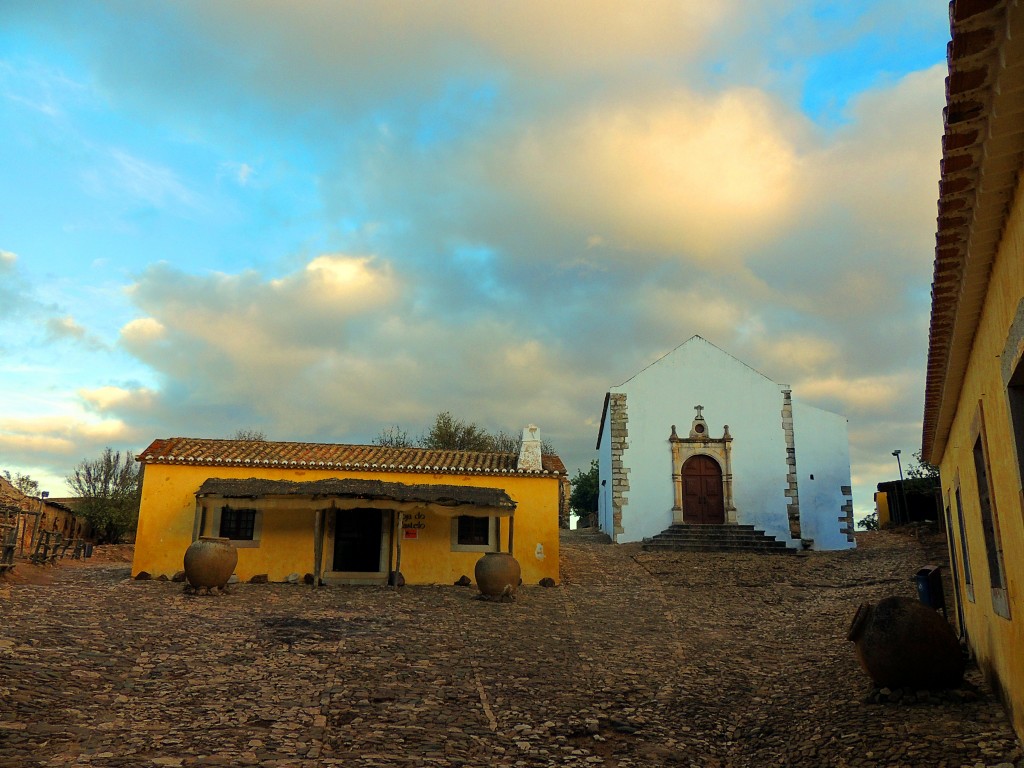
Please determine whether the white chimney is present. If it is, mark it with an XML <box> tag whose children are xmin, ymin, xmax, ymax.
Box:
<box><xmin>517</xmin><ymin>424</ymin><xmax>543</xmax><ymax>471</ymax></box>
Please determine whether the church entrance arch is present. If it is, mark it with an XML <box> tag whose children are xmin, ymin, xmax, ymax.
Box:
<box><xmin>669</xmin><ymin>405</ymin><xmax>736</xmax><ymax>525</ymax></box>
<box><xmin>681</xmin><ymin>455</ymin><xmax>725</xmax><ymax>524</ymax></box>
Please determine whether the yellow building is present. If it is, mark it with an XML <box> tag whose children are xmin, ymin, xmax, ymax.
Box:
<box><xmin>872</xmin><ymin>491</ymin><xmax>891</xmax><ymax>529</ymax></box>
<box><xmin>923</xmin><ymin>0</ymin><xmax>1024</xmax><ymax>741</ymax></box>
<box><xmin>132</xmin><ymin>428</ymin><xmax>564</xmax><ymax>587</ymax></box>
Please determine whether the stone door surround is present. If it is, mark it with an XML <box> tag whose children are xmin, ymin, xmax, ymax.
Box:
<box><xmin>669</xmin><ymin>405</ymin><xmax>736</xmax><ymax>524</ymax></box>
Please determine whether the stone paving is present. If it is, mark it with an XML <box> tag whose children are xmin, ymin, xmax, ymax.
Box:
<box><xmin>0</xmin><ymin>530</ymin><xmax>1021</xmax><ymax>768</ymax></box>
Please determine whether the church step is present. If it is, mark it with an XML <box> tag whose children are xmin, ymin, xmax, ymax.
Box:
<box><xmin>643</xmin><ymin>541</ymin><xmax>796</xmax><ymax>553</ymax></box>
<box><xmin>648</xmin><ymin>530</ymin><xmax>781</xmax><ymax>542</ymax></box>
<box><xmin>648</xmin><ymin>532</ymin><xmax>783</xmax><ymax>543</ymax></box>
<box><xmin>642</xmin><ymin>524</ymin><xmax>796</xmax><ymax>553</ymax></box>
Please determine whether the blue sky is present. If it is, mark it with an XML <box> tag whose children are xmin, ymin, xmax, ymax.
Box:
<box><xmin>1</xmin><ymin>1</ymin><xmax>950</xmax><ymax>516</ymax></box>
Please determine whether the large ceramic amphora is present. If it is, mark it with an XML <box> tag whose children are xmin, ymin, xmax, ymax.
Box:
<box><xmin>474</xmin><ymin>551</ymin><xmax>522</xmax><ymax>598</ymax></box>
<box><xmin>183</xmin><ymin>536</ymin><xmax>238</xmax><ymax>589</ymax></box>
<box><xmin>847</xmin><ymin>596</ymin><xmax>964</xmax><ymax>689</ymax></box>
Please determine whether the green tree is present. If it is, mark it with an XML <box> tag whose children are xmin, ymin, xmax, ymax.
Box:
<box><xmin>2</xmin><ymin>470</ymin><xmax>39</xmax><ymax>497</ymax></box>
<box><xmin>857</xmin><ymin>512</ymin><xmax>879</xmax><ymax>531</ymax></box>
<box><xmin>375</xmin><ymin>412</ymin><xmax>557</xmax><ymax>455</ymax></box>
<box><xmin>570</xmin><ymin>460</ymin><xmax>600</xmax><ymax>525</ymax></box>
<box><xmin>906</xmin><ymin>449</ymin><xmax>939</xmax><ymax>480</ymax></box>
<box><xmin>66</xmin><ymin>448</ymin><xmax>141</xmax><ymax>543</ymax></box>
<box><xmin>418</xmin><ymin>411</ymin><xmax>495</xmax><ymax>452</ymax></box>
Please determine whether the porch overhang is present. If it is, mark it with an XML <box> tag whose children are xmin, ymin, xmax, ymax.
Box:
<box><xmin>195</xmin><ymin>477</ymin><xmax>517</xmax><ymax>518</ymax></box>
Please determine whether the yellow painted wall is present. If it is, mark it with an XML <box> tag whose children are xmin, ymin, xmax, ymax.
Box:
<box><xmin>132</xmin><ymin>463</ymin><xmax>561</xmax><ymax>586</ymax></box>
<box><xmin>938</xmin><ymin>174</ymin><xmax>1024</xmax><ymax>739</ymax></box>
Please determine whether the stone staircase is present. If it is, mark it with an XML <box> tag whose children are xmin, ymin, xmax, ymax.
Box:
<box><xmin>642</xmin><ymin>524</ymin><xmax>796</xmax><ymax>554</ymax></box>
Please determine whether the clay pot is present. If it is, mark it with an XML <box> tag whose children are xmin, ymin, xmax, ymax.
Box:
<box><xmin>847</xmin><ymin>596</ymin><xmax>964</xmax><ymax>689</ymax></box>
<box><xmin>474</xmin><ymin>552</ymin><xmax>522</xmax><ymax>598</ymax></box>
<box><xmin>183</xmin><ymin>536</ymin><xmax>238</xmax><ymax>589</ymax></box>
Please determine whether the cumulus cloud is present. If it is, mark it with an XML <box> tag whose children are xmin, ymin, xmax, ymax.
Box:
<box><xmin>43</xmin><ymin>315</ymin><xmax>107</xmax><ymax>350</ymax></box>
<box><xmin>793</xmin><ymin>371</ymin><xmax>921</xmax><ymax>416</ymax></box>
<box><xmin>106</xmin><ymin>256</ymin><xmax>607</xmax><ymax>453</ymax></box>
<box><xmin>79</xmin><ymin>385</ymin><xmax>157</xmax><ymax>413</ymax></box>
<box><xmin>487</xmin><ymin>89</ymin><xmax>805</xmax><ymax>264</ymax></box>
<box><xmin>154</xmin><ymin>1</ymin><xmax>735</xmax><ymax>112</ymax></box>
<box><xmin>120</xmin><ymin>317</ymin><xmax>166</xmax><ymax>345</ymax></box>
<box><xmin>0</xmin><ymin>410</ymin><xmax>140</xmax><ymax>486</ymax></box>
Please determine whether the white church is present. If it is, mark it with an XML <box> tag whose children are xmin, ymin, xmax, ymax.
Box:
<box><xmin>596</xmin><ymin>336</ymin><xmax>855</xmax><ymax>551</ymax></box>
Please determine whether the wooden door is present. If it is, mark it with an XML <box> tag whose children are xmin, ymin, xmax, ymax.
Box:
<box><xmin>682</xmin><ymin>455</ymin><xmax>725</xmax><ymax>524</ymax></box>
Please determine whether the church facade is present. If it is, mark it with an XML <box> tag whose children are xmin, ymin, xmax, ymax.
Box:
<box><xmin>596</xmin><ymin>336</ymin><xmax>854</xmax><ymax>550</ymax></box>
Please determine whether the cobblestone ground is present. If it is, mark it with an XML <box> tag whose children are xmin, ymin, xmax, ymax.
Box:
<box><xmin>0</xmin><ymin>530</ymin><xmax>1021</xmax><ymax>768</ymax></box>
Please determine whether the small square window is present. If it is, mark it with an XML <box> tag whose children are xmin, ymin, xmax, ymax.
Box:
<box><xmin>219</xmin><ymin>507</ymin><xmax>257</xmax><ymax>541</ymax></box>
<box><xmin>458</xmin><ymin>516</ymin><xmax>490</xmax><ymax>545</ymax></box>
<box><xmin>451</xmin><ymin>515</ymin><xmax>498</xmax><ymax>552</ymax></box>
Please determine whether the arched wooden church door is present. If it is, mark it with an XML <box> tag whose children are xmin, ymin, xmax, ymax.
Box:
<box><xmin>682</xmin><ymin>455</ymin><xmax>725</xmax><ymax>524</ymax></box>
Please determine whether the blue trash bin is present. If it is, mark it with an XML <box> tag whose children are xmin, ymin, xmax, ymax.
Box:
<box><xmin>915</xmin><ymin>565</ymin><xmax>944</xmax><ymax>610</ymax></box>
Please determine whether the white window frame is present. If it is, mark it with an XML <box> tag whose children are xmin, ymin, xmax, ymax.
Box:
<box><xmin>206</xmin><ymin>504</ymin><xmax>263</xmax><ymax>549</ymax></box>
<box><xmin>971</xmin><ymin>406</ymin><xmax>1010</xmax><ymax>619</ymax></box>
<box><xmin>450</xmin><ymin>515</ymin><xmax>498</xmax><ymax>553</ymax></box>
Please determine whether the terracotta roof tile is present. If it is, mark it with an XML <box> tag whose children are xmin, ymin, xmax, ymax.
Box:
<box><xmin>138</xmin><ymin>437</ymin><xmax>567</xmax><ymax>477</ymax></box>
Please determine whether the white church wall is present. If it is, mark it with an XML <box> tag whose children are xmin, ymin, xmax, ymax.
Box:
<box><xmin>597</xmin><ymin>409</ymin><xmax>613</xmax><ymax>533</ymax></box>
<box><xmin>791</xmin><ymin>401</ymin><xmax>855</xmax><ymax>550</ymax></box>
<box><xmin>611</xmin><ymin>338</ymin><xmax>795</xmax><ymax>545</ymax></box>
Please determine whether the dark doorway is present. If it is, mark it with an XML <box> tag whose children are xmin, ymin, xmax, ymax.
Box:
<box><xmin>682</xmin><ymin>455</ymin><xmax>725</xmax><ymax>524</ymax></box>
<box><xmin>333</xmin><ymin>508</ymin><xmax>383</xmax><ymax>572</ymax></box>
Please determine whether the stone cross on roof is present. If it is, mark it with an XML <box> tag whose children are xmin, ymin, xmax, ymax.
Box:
<box><xmin>694</xmin><ymin>404</ymin><xmax>704</xmax><ymax>419</ymax></box>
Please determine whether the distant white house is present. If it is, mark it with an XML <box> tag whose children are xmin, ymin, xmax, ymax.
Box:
<box><xmin>596</xmin><ymin>336</ymin><xmax>854</xmax><ymax>551</ymax></box>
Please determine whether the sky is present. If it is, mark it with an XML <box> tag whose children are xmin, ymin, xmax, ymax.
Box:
<box><xmin>0</xmin><ymin>1</ymin><xmax>950</xmax><ymax>518</ymax></box>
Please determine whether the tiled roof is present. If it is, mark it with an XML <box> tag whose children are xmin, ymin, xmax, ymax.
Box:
<box><xmin>923</xmin><ymin>0</ymin><xmax>1024</xmax><ymax>461</ymax></box>
<box><xmin>138</xmin><ymin>437</ymin><xmax>567</xmax><ymax>477</ymax></box>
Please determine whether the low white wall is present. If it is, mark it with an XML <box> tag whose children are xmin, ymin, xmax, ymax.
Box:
<box><xmin>792</xmin><ymin>401</ymin><xmax>855</xmax><ymax>550</ymax></box>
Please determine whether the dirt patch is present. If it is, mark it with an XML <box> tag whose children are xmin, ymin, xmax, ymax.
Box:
<box><xmin>0</xmin><ymin>561</ymin><xmax>56</xmax><ymax>586</ymax></box>
<box><xmin>85</xmin><ymin>543</ymin><xmax>134</xmax><ymax>562</ymax></box>
<box><xmin>0</xmin><ymin>543</ymin><xmax>133</xmax><ymax>585</ymax></box>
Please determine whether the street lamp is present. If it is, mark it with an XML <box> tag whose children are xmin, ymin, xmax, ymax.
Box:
<box><xmin>891</xmin><ymin>450</ymin><xmax>906</xmax><ymax>526</ymax></box>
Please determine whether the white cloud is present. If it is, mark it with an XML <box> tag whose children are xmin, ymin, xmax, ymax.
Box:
<box><xmin>278</xmin><ymin>254</ymin><xmax>397</xmax><ymax>307</ymax></box>
<box><xmin>45</xmin><ymin>315</ymin><xmax>86</xmax><ymax>342</ymax></box>
<box><xmin>79</xmin><ymin>385</ymin><xmax>156</xmax><ymax>413</ymax></box>
<box><xmin>120</xmin><ymin>317</ymin><xmax>167</xmax><ymax>344</ymax></box>
<box><xmin>469</xmin><ymin>88</ymin><xmax>806</xmax><ymax>265</ymax></box>
<box><xmin>794</xmin><ymin>371</ymin><xmax>919</xmax><ymax>414</ymax></box>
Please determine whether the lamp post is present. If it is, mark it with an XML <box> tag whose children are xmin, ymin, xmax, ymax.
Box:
<box><xmin>891</xmin><ymin>450</ymin><xmax>906</xmax><ymax>526</ymax></box>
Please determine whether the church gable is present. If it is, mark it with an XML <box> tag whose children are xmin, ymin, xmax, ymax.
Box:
<box><xmin>614</xmin><ymin>336</ymin><xmax>781</xmax><ymax>394</ymax></box>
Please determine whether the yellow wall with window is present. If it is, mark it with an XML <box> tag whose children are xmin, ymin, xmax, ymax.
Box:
<box><xmin>132</xmin><ymin>462</ymin><xmax>561</xmax><ymax>586</ymax></box>
<box><xmin>937</xmin><ymin>173</ymin><xmax>1024</xmax><ymax>737</ymax></box>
